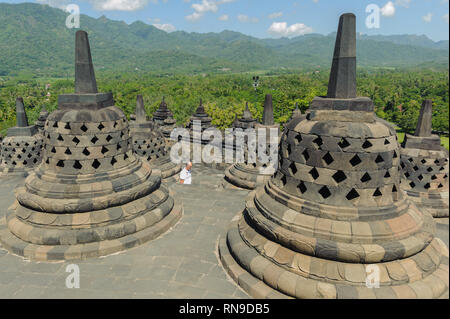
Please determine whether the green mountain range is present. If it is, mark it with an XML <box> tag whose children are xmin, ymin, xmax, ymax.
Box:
<box><xmin>0</xmin><ymin>2</ymin><xmax>448</xmax><ymax>76</ymax></box>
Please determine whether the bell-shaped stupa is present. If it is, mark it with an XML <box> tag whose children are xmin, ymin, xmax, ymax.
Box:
<box><xmin>233</xmin><ymin>102</ymin><xmax>256</xmax><ymax>130</ymax></box>
<box><xmin>400</xmin><ymin>100</ymin><xmax>449</xmax><ymax>218</ymax></box>
<box><xmin>153</xmin><ymin>97</ymin><xmax>177</xmax><ymax>139</ymax></box>
<box><xmin>130</xmin><ymin>95</ymin><xmax>181</xmax><ymax>182</ymax></box>
<box><xmin>0</xmin><ymin>98</ymin><xmax>43</xmax><ymax>175</ymax></box>
<box><xmin>224</xmin><ymin>95</ymin><xmax>279</xmax><ymax>189</ymax></box>
<box><xmin>0</xmin><ymin>31</ymin><xmax>182</xmax><ymax>261</ymax></box>
<box><xmin>35</xmin><ymin>105</ymin><xmax>49</xmax><ymax>133</ymax></box>
<box><xmin>219</xmin><ymin>13</ymin><xmax>449</xmax><ymax>299</ymax></box>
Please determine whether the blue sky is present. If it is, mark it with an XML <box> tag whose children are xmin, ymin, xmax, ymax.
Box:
<box><xmin>4</xmin><ymin>0</ymin><xmax>450</xmax><ymax>40</ymax></box>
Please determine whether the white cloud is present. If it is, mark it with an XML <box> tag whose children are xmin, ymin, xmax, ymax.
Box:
<box><xmin>36</xmin><ymin>0</ymin><xmax>71</xmax><ymax>9</ymax></box>
<box><xmin>219</xmin><ymin>14</ymin><xmax>229</xmax><ymax>21</ymax></box>
<box><xmin>423</xmin><ymin>12</ymin><xmax>433</xmax><ymax>22</ymax></box>
<box><xmin>443</xmin><ymin>13</ymin><xmax>449</xmax><ymax>23</ymax></box>
<box><xmin>153</xmin><ymin>23</ymin><xmax>176</xmax><ymax>32</ymax></box>
<box><xmin>395</xmin><ymin>0</ymin><xmax>411</xmax><ymax>8</ymax></box>
<box><xmin>268</xmin><ymin>22</ymin><xmax>313</xmax><ymax>38</ymax></box>
<box><xmin>381</xmin><ymin>1</ymin><xmax>396</xmax><ymax>17</ymax></box>
<box><xmin>268</xmin><ymin>12</ymin><xmax>283</xmax><ymax>19</ymax></box>
<box><xmin>237</xmin><ymin>14</ymin><xmax>259</xmax><ymax>23</ymax></box>
<box><xmin>89</xmin><ymin>0</ymin><xmax>151</xmax><ymax>11</ymax></box>
<box><xmin>312</xmin><ymin>0</ymin><xmax>319</xmax><ymax>3</ymax></box>
<box><xmin>185</xmin><ymin>0</ymin><xmax>234</xmax><ymax>21</ymax></box>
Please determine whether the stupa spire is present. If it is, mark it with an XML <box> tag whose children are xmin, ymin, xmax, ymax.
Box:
<box><xmin>262</xmin><ymin>94</ymin><xmax>274</xmax><ymax>126</ymax></box>
<box><xmin>327</xmin><ymin>13</ymin><xmax>357</xmax><ymax>99</ymax></box>
<box><xmin>135</xmin><ymin>95</ymin><xmax>146</xmax><ymax>123</ymax></box>
<box><xmin>414</xmin><ymin>99</ymin><xmax>433</xmax><ymax>137</ymax></box>
<box><xmin>75</xmin><ymin>30</ymin><xmax>98</xmax><ymax>94</ymax></box>
<box><xmin>15</xmin><ymin>97</ymin><xmax>29</xmax><ymax>127</ymax></box>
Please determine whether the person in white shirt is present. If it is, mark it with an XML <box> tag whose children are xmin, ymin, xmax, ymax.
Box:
<box><xmin>180</xmin><ymin>162</ymin><xmax>192</xmax><ymax>185</ymax></box>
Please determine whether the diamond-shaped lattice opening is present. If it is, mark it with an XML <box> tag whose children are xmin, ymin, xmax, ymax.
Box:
<box><xmin>124</xmin><ymin>153</ymin><xmax>129</xmax><ymax>160</ymax></box>
<box><xmin>384</xmin><ymin>171</ymin><xmax>391</xmax><ymax>178</ymax></box>
<box><xmin>82</xmin><ymin>148</ymin><xmax>90</xmax><ymax>156</ymax></box>
<box><xmin>297</xmin><ymin>181</ymin><xmax>307</xmax><ymax>194</ymax></box>
<box><xmin>332</xmin><ymin>170</ymin><xmax>347</xmax><ymax>183</ymax></box>
<box><xmin>361</xmin><ymin>173</ymin><xmax>372</xmax><ymax>183</ymax></box>
<box><xmin>375</xmin><ymin>155</ymin><xmax>384</xmax><ymax>164</ymax></box>
<box><xmin>313</xmin><ymin>137</ymin><xmax>323</xmax><ymax>149</ymax></box>
<box><xmin>101</xmin><ymin>146</ymin><xmax>109</xmax><ymax>155</ymax></box>
<box><xmin>350</xmin><ymin>155</ymin><xmax>362</xmax><ymax>167</ymax></box>
<box><xmin>408</xmin><ymin>158</ymin><xmax>414</xmax><ymax>162</ymax></box>
<box><xmin>91</xmin><ymin>136</ymin><xmax>99</xmax><ymax>144</ymax></box>
<box><xmin>289</xmin><ymin>162</ymin><xmax>298</xmax><ymax>175</ymax></box>
<box><xmin>33</xmin><ymin>158</ymin><xmax>37</xmax><ymax>164</ymax></box>
<box><xmin>18</xmin><ymin>155</ymin><xmax>22</xmax><ymax>159</ymax></box>
<box><xmin>73</xmin><ymin>160</ymin><xmax>82</xmax><ymax>170</ymax></box>
<box><xmin>45</xmin><ymin>158</ymin><xmax>49</xmax><ymax>164</ymax></box>
<box><xmin>120</xmin><ymin>132</ymin><xmax>125</xmax><ymax>138</ymax></box>
<box><xmin>444</xmin><ymin>174</ymin><xmax>448</xmax><ymax>179</ymax></box>
<box><xmin>413</xmin><ymin>166</ymin><xmax>419</xmax><ymax>171</ymax></box>
<box><xmin>98</xmin><ymin>123</ymin><xmax>105</xmax><ymax>131</ymax></box>
<box><xmin>72</xmin><ymin>137</ymin><xmax>80</xmax><ymax>145</ymax></box>
<box><xmin>27</xmin><ymin>153</ymin><xmax>32</xmax><ymax>159</ymax></box>
<box><xmin>401</xmin><ymin>162</ymin><xmax>405</xmax><ymax>169</ymax></box>
<box><xmin>373</xmin><ymin>188</ymin><xmax>382</xmax><ymax>197</ymax></box>
<box><xmin>106</xmin><ymin>135</ymin><xmax>113</xmax><ymax>142</ymax></box>
<box><xmin>421</xmin><ymin>159</ymin><xmax>427</xmax><ymax>164</ymax></box>
<box><xmin>323</xmin><ymin>152</ymin><xmax>334</xmax><ymax>165</ymax></box>
<box><xmin>346</xmin><ymin>189</ymin><xmax>360</xmax><ymax>200</ymax></box>
<box><xmin>418</xmin><ymin>174</ymin><xmax>424</xmax><ymax>181</ymax></box>
<box><xmin>440</xmin><ymin>167</ymin><xmax>445</xmax><ymax>171</ymax></box>
<box><xmin>64</xmin><ymin>123</ymin><xmax>71</xmax><ymax>130</ymax></box>
<box><xmin>302</xmin><ymin>150</ymin><xmax>310</xmax><ymax>161</ymax></box>
<box><xmin>392</xmin><ymin>185</ymin><xmax>398</xmax><ymax>192</ymax></box>
<box><xmin>80</xmin><ymin>124</ymin><xmax>88</xmax><ymax>132</ymax></box>
<box><xmin>338</xmin><ymin>138</ymin><xmax>350</xmax><ymax>149</ymax></box>
<box><xmin>431</xmin><ymin>175</ymin><xmax>437</xmax><ymax>180</ymax></box>
<box><xmin>434</xmin><ymin>159</ymin><xmax>440</xmax><ymax>164</ymax></box>
<box><xmin>424</xmin><ymin>183</ymin><xmax>431</xmax><ymax>189</ymax></box>
<box><xmin>405</xmin><ymin>172</ymin><xmax>410</xmax><ymax>178</ymax></box>
<box><xmin>51</xmin><ymin>147</ymin><xmax>56</xmax><ymax>153</ymax></box>
<box><xmin>409</xmin><ymin>182</ymin><xmax>416</xmax><ymax>188</ymax></box>
<box><xmin>318</xmin><ymin>186</ymin><xmax>331</xmax><ymax>199</ymax></box>
<box><xmin>64</xmin><ymin>148</ymin><xmax>72</xmax><ymax>155</ymax></box>
<box><xmin>53</xmin><ymin>121</ymin><xmax>58</xmax><ymax>128</ymax></box>
<box><xmin>23</xmin><ymin>160</ymin><xmax>28</xmax><ymax>165</ymax></box>
<box><xmin>438</xmin><ymin>183</ymin><xmax>444</xmax><ymax>188</ymax></box>
<box><xmin>92</xmin><ymin>159</ymin><xmax>101</xmax><ymax>169</ymax></box>
<box><xmin>111</xmin><ymin>157</ymin><xmax>118</xmax><ymax>166</ymax></box>
<box><xmin>295</xmin><ymin>134</ymin><xmax>302</xmax><ymax>144</ymax></box>
<box><xmin>57</xmin><ymin>135</ymin><xmax>64</xmax><ymax>142</ymax></box>
<box><xmin>281</xmin><ymin>175</ymin><xmax>287</xmax><ymax>186</ymax></box>
<box><xmin>362</xmin><ymin>140</ymin><xmax>373</xmax><ymax>149</ymax></box>
<box><xmin>113</xmin><ymin>122</ymin><xmax>118</xmax><ymax>128</ymax></box>
<box><xmin>117</xmin><ymin>144</ymin><xmax>122</xmax><ymax>151</ymax></box>
<box><xmin>393</xmin><ymin>151</ymin><xmax>398</xmax><ymax>158</ymax></box>
<box><xmin>384</xmin><ymin>139</ymin><xmax>390</xmax><ymax>145</ymax></box>
<box><xmin>427</xmin><ymin>167</ymin><xmax>433</xmax><ymax>172</ymax></box>
<box><xmin>309</xmin><ymin>167</ymin><xmax>319</xmax><ymax>180</ymax></box>
<box><xmin>56</xmin><ymin>160</ymin><xmax>65</xmax><ymax>168</ymax></box>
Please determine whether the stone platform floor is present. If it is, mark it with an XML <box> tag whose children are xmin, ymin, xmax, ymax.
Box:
<box><xmin>0</xmin><ymin>164</ymin><xmax>448</xmax><ymax>299</ymax></box>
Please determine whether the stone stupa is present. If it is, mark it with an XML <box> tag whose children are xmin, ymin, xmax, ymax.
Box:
<box><xmin>233</xmin><ymin>102</ymin><xmax>257</xmax><ymax>130</ymax></box>
<box><xmin>400</xmin><ymin>100</ymin><xmax>449</xmax><ymax>218</ymax></box>
<box><xmin>224</xmin><ymin>95</ymin><xmax>279</xmax><ymax>189</ymax></box>
<box><xmin>153</xmin><ymin>97</ymin><xmax>177</xmax><ymax>140</ymax></box>
<box><xmin>188</xmin><ymin>99</ymin><xmax>214</xmax><ymax>144</ymax></box>
<box><xmin>35</xmin><ymin>105</ymin><xmax>49</xmax><ymax>134</ymax></box>
<box><xmin>130</xmin><ymin>95</ymin><xmax>181</xmax><ymax>182</ymax></box>
<box><xmin>0</xmin><ymin>31</ymin><xmax>182</xmax><ymax>261</ymax></box>
<box><xmin>219</xmin><ymin>13</ymin><xmax>449</xmax><ymax>299</ymax></box>
<box><xmin>0</xmin><ymin>98</ymin><xmax>43</xmax><ymax>176</ymax></box>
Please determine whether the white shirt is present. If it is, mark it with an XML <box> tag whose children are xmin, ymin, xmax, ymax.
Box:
<box><xmin>180</xmin><ymin>168</ymin><xmax>192</xmax><ymax>185</ymax></box>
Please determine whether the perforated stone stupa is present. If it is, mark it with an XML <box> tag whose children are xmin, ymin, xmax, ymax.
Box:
<box><xmin>224</xmin><ymin>94</ymin><xmax>279</xmax><ymax>189</ymax></box>
<box><xmin>0</xmin><ymin>31</ymin><xmax>182</xmax><ymax>261</ymax></box>
<box><xmin>35</xmin><ymin>105</ymin><xmax>49</xmax><ymax>134</ymax></box>
<box><xmin>233</xmin><ymin>102</ymin><xmax>256</xmax><ymax>130</ymax></box>
<box><xmin>130</xmin><ymin>95</ymin><xmax>181</xmax><ymax>182</ymax></box>
<box><xmin>400</xmin><ymin>100</ymin><xmax>449</xmax><ymax>218</ymax></box>
<box><xmin>153</xmin><ymin>97</ymin><xmax>177</xmax><ymax>139</ymax></box>
<box><xmin>0</xmin><ymin>98</ymin><xmax>43</xmax><ymax>176</ymax></box>
<box><xmin>219</xmin><ymin>13</ymin><xmax>449</xmax><ymax>299</ymax></box>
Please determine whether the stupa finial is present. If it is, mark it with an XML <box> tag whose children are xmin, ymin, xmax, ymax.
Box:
<box><xmin>414</xmin><ymin>99</ymin><xmax>433</xmax><ymax>137</ymax></box>
<box><xmin>262</xmin><ymin>94</ymin><xmax>274</xmax><ymax>126</ymax></box>
<box><xmin>75</xmin><ymin>30</ymin><xmax>98</xmax><ymax>94</ymax></box>
<box><xmin>15</xmin><ymin>97</ymin><xmax>29</xmax><ymax>127</ymax></box>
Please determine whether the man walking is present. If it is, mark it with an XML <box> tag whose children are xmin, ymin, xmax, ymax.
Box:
<box><xmin>180</xmin><ymin>162</ymin><xmax>192</xmax><ymax>185</ymax></box>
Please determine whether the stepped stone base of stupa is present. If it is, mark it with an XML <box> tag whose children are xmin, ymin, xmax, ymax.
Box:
<box><xmin>224</xmin><ymin>164</ymin><xmax>273</xmax><ymax>190</ymax></box>
<box><xmin>219</xmin><ymin>190</ymin><xmax>449</xmax><ymax>299</ymax></box>
<box><xmin>0</xmin><ymin>168</ymin><xmax>183</xmax><ymax>261</ymax></box>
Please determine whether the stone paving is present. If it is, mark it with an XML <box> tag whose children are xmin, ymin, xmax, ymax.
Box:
<box><xmin>0</xmin><ymin>164</ymin><xmax>251</xmax><ymax>299</ymax></box>
<box><xmin>0</xmin><ymin>164</ymin><xmax>448</xmax><ymax>299</ymax></box>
